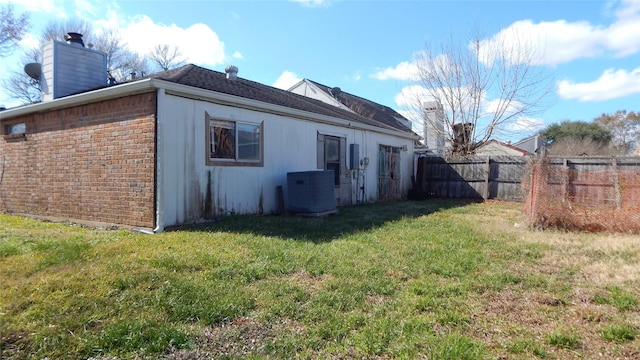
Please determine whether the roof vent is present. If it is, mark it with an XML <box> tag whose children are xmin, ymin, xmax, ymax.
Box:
<box><xmin>64</xmin><ymin>32</ymin><xmax>85</xmax><ymax>47</ymax></box>
<box><xmin>329</xmin><ymin>86</ymin><xmax>341</xmax><ymax>98</ymax></box>
<box><xmin>225</xmin><ymin>65</ymin><xmax>238</xmax><ymax>80</ymax></box>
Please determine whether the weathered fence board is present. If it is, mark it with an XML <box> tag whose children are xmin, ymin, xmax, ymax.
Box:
<box><xmin>524</xmin><ymin>156</ymin><xmax>640</xmax><ymax>233</ymax></box>
<box><xmin>533</xmin><ymin>157</ymin><xmax>640</xmax><ymax>208</ymax></box>
<box><xmin>417</xmin><ymin>156</ymin><xmax>530</xmax><ymax>202</ymax></box>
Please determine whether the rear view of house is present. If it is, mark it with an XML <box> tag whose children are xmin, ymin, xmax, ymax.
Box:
<box><xmin>0</xmin><ymin>33</ymin><xmax>418</xmax><ymax>231</ymax></box>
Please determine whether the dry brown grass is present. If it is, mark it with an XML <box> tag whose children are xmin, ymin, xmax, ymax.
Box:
<box><xmin>467</xmin><ymin>201</ymin><xmax>640</xmax><ymax>359</ymax></box>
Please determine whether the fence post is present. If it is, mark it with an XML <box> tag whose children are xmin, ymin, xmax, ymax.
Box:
<box><xmin>529</xmin><ymin>161</ymin><xmax>535</xmax><ymax>218</ymax></box>
<box><xmin>562</xmin><ymin>158</ymin><xmax>569</xmax><ymax>206</ymax></box>
<box><xmin>612</xmin><ymin>157</ymin><xmax>621</xmax><ymax>210</ymax></box>
<box><xmin>484</xmin><ymin>157</ymin><xmax>490</xmax><ymax>199</ymax></box>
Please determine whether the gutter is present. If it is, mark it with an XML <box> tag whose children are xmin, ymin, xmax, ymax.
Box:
<box><xmin>0</xmin><ymin>79</ymin><xmax>157</xmax><ymax>120</ymax></box>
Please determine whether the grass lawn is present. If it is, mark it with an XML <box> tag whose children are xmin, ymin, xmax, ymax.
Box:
<box><xmin>1</xmin><ymin>199</ymin><xmax>639</xmax><ymax>359</ymax></box>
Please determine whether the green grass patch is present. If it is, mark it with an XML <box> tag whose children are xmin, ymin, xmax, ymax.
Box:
<box><xmin>159</xmin><ymin>278</ymin><xmax>255</xmax><ymax>324</ymax></box>
<box><xmin>592</xmin><ymin>286</ymin><xmax>638</xmax><ymax>311</ymax></box>
<box><xmin>428</xmin><ymin>333</ymin><xmax>486</xmax><ymax>359</ymax></box>
<box><xmin>601</xmin><ymin>324</ymin><xmax>637</xmax><ymax>343</ymax></box>
<box><xmin>1</xmin><ymin>200</ymin><xmax>639</xmax><ymax>358</ymax></box>
<box><xmin>548</xmin><ymin>331</ymin><xmax>581</xmax><ymax>349</ymax></box>
<box><xmin>90</xmin><ymin>319</ymin><xmax>190</xmax><ymax>355</ymax></box>
<box><xmin>506</xmin><ymin>338</ymin><xmax>548</xmax><ymax>357</ymax></box>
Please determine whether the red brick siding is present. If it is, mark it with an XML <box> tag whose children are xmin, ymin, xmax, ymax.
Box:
<box><xmin>0</xmin><ymin>92</ymin><xmax>157</xmax><ymax>228</ymax></box>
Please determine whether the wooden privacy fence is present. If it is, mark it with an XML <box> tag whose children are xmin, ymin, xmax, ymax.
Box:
<box><xmin>416</xmin><ymin>155</ymin><xmax>640</xmax><ymax>203</ymax></box>
<box><xmin>416</xmin><ymin>156</ymin><xmax>530</xmax><ymax>202</ymax></box>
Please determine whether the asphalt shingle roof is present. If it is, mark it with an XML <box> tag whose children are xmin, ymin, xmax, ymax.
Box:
<box><xmin>148</xmin><ymin>64</ymin><xmax>413</xmax><ymax>134</ymax></box>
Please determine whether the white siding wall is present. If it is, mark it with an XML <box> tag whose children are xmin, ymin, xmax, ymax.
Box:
<box><xmin>157</xmin><ymin>93</ymin><xmax>414</xmax><ymax>228</ymax></box>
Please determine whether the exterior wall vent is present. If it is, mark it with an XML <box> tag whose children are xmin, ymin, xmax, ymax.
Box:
<box><xmin>287</xmin><ymin>170</ymin><xmax>337</xmax><ymax>216</ymax></box>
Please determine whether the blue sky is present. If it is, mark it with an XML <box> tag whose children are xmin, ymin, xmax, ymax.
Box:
<box><xmin>2</xmin><ymin>0</ymin><xmax>640</xmax><ymax>142</ymax></box>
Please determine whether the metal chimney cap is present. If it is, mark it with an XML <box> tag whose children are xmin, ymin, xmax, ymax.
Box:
<box><xmin>64</xmin><ymin>32</ymin><xmax>85</xmax><ymax>47</ymax></box>
<box><xmin>225</xmin><ymin>65</ymin><xmax>238</xmax><ymax>79</ymax></box>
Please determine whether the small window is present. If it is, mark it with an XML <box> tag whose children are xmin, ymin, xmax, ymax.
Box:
<box><xmin>6</xmin><ymin>123</ymin><xmax>26</xmax><ymax>135</ymax></box>
<box><xmin>4</xmin><ymin>122</ymin><xmax>27</xmax><ymax>141</ymax></box>
<box><xmin>206</xmin><ymin>112</ymin><xmax>263</xmax><ymax>166</ymax></box>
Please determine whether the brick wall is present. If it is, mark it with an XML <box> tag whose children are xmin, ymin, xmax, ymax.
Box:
<box><xmin>0</xmin><ymin>92</ymin><xmax>157</xmax><ymax>228</ymax></box>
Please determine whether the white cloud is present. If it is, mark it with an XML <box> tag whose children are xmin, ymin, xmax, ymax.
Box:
<box><xmin>18</xmin><ymin>32</ymin><xmax>40</xmax><ymax>51</ymax></box>
<box><xmin>393</xmin><ymin>85</ymin><xmax>435</xmax><ymax>109</ymax></box>
<box><xmin>118</xmin><ymin>15</ymin><xmax>225</xmax><ymax>66</ymax></box>
<box><xmin>232</xmin><ymin>51</ymin><xmax>243</xmax><ymax>59</ymax></box>
<box><xmin>378</xmin><ymin>0</ymin><xmax>640</xmax><ymax>105</ymax></box>
<box><xmin>604</xmin><ymin>14</ymin><xmax>640</xmax><ymax>57</ymax></box>
<box><xmin>290</xmin><ymin>0</ymin><xmax>331</xmax><ymax>7</ymax></box>
<box><xmin>92</xmin><ymin>9</ymin><xmax>225</xmax><ymax>66</ymax></box>
<box><xmin>506</xmin><ymin>116</ymin><xmax>545</xmax><ymax>132</ymax></box>
<box><xmin>482</xmin><ymin>98</ymin><xmax>528</xmax><ymax>120</ymax></box>
<box><xmin>92</xmin><ymin>8</ymin><xmax>121</xmax><ymax>31</ymax></box>
<box><xmin>371</xmin><ymin>60</ymin><xmax>420</xmax><ymax>81</ymax></box>
<box><xmin>478</xmin><ymin>0</ymin><xmax>640</xmax><ymax>66</ymax></box>
<box><xmin>478</xmin><ymin>19</ymin><xmax>604</xmax><ymax>66</ymax></box>
<box><xmin>6</xmin><ymin>0</ymin><xmax>63</xmax><ymax>16</ymax></box>
<box><xmin>74</xmin><ymin>0</ymin><xmax>96</xmax><ymax>17</ymax></box>
<box><xmin>376</xmin><ymin>17</ymin><xmax>608</xmax><ymax>80</ymax></box>
<box><xmin>350</xmin><ymin>72</ymin><xmax>361</xmax><ymax>82</ymax></box>
<box><xmin>272</xmin><ymin>71</ymin><xmax>302</xmax><ymax>90</ymax></box>
<box><xmin>615</xmin><ymin>0</ymin><xmax>640</xmax><ymax>19</ymax></box>
<box><xmin>557</xmin><ymin>67</ymin><xmax>640</xmax><ymax>101</ymax></box>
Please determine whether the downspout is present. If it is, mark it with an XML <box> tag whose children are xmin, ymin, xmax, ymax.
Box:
<box><xmin>153</xmin><ymin>88</ymin><xmax>165</xmax><ymax>233</ymax></box>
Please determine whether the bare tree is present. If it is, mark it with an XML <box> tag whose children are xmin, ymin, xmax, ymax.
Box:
<box><xmin>2</xmin><ymin>47</ymin><xmax>41</xmax><ymax>103</ymax></box>
<box><xmin>0</xmin><ymin>4</ymin><xmax>29</xmax><ymax>57</ymax></box>
<box><xmin>3</xmin><ymin>19</ymin><xmax>95</xmax><ymax>104</ymax></box>
<box><xmin>593</xmin><ymin>110</ymin><xmax>640</xmax><ymax>155</ymax></box>
<box><xmin>93</xmin><ymin>28</ymin><xmax>149</xmax><ymax>82</ymax></box>
<box><xmin>413</xmin><ymin>29</ymin><xmax>554</xmax><ymax>155</ymax></box>
<box><xmin>40</xmin><ymin>18</ymin><xmax>93</xmax><ymax>45</ymax></box>
<box><xmin>148</xmin><ymin>44</ymin><xmax>186</xmax><ymax>72</ymax></box>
